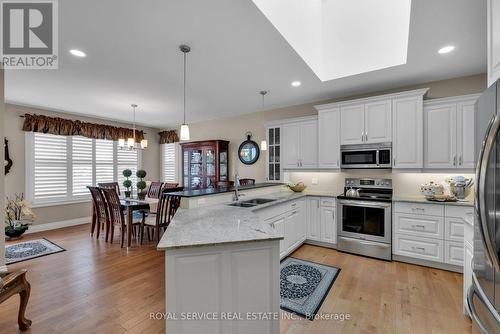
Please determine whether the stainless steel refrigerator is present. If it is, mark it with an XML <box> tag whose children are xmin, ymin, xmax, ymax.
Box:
<box><xmin>468</xmin><ymin>79</ymin><xmax>500</xmax><ymax>333</ymax></box>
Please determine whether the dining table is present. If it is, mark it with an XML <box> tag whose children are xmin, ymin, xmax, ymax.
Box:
<box><xmin>119</xmin><ymin>197</ymin><xmax>159</xmax><ymax>248</ymax></box>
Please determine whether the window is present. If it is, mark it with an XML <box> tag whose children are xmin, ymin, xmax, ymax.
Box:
<box><xmin>161</xmin><ymin>143</ymin><xmax>178</xmax><ymax>183</ymax></box>
<box><xmin>26</xmin><ymin>132</ymin><xmax>141</xmax><ymax>206</ymax></box>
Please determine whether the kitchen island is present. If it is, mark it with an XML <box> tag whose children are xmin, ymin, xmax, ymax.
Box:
<box><xmin>157</xmin><ymin>191</ymin><xmax>306</xmax><ymax>334</ymax></box>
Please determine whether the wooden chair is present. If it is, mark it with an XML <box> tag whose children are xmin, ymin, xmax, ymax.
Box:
<box><xmin>147</xmin><ymin>182</ymin><xmax>164</xmax><ymax>199</ymax></box>
<box><xmin>163</xmin><ymin>182</ymin><xmax>179</xmax><ymax>189</ymax></box>
<box><xmin>140</xmin><ymin>192</ymin><xmax>182</xmax><ymax>244</ymax></box>
<box><xmin>88</xmin><ymin>186</ymin><xmax>110</xmax><ymax>240</ymax></box>
<box><xmin>239</xmin><ymin>178</ymin><xmax>255</xmax><ymax>186</ymax></box>
<box><xmin>215</xmin><ymin>181</ymin><xmax>234</xmax><ymax>188</ymax></box>
<box><xmin>98</xmin><ymin>182</ymin><xmax>120</xmax><ymax>196</ymax></box>
<box><xmin>162</xmin><ymin>186</ymin><xmax>184</xmax><ymax>193</ymax></box>
<box><xmin>0</xmin><ymin>269</ymin><xmax>31</xmax><ymax>331</ymax></box>
<box><xmin>102</xmin><ymin>187</ymin><xmax>139</xmax><ymax>247</ymax></box>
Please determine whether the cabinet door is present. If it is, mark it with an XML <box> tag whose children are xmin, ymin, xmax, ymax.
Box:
<box><xmin>266</xmin><ymin>127</ymin><xmax>282</xmax><ymax>182</ymax></box>
<box><xmin>296</xmin><ymin>201</ymin><xmax>307</xmax><ymax>244</ymax></box>
<box><xmin>340</xmin><ymin>104</ymin><xmax>365</xmax><ymax>145</ymax></box>
<box><xmin>285</xmin><ymin>209</ymin><xmax>299</xmax><ymax>252</ymax></box>
<box><xmin>487</xmin><ymin>0</ymin><xmax>500</xmax><ymax>86</ymax></box>
<box><xmin>270</xmin><ymin>215</ymin><xmax>286</xmax><ymax>258</ymax></box>
<box><xmin>424</xmin><ymin>104</ymin><xmax>457</xmax><ymax>168</ymax></box>
<box><xmin>318</xmin><ymin>108</ymin><xmax>341</xmax><ymax>168</ymax></box>
<box><xmin>307</xmin><ymin>197</ymin><xmax>321</xmax><ymax>241</ymax></box>
<box><xmin>282</xmin><ymin>123</ymin><xmax>300</xmax><ymax>168</ymax></box>
<box><xmin>364</xmin><ymin>100</ymin><xmax>392</xmax><ymax>143</ymax></box>
<box><xmin>299</xmin><ymin>121</ymin><xmax>318</xmax><ymax>168</ymax></box>
<box><xmin>320</xmin><ymin>206</ymin><xmax>336</xmax><ymax>244</ymax></box>
<box><xmin>392</xmin><ymin>96</ymin><xmax>423</xmax><ymax>168</ymax></box>
<box><xmin>456</xmin><ymin>102</ymin><xmax>476</xmax><ymax>169</ymax></box>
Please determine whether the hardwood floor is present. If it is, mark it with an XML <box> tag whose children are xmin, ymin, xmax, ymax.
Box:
<box><xmin>0</xmin><ymin>224</ymin><xmax>471</xmax><ymax>333</ymax></box>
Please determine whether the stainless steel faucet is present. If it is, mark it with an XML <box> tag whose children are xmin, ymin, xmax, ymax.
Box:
<box><xmin>233</xmin><ymin>173</ymin><xmax>240</xmax><ymax>201</ymax></box>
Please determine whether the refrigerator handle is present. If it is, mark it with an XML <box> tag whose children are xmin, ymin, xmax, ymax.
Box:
<box><xmin>475</xmin><ymin>114</ymin><xmax>500</xmax><ymax>272</ymax></box>
<box><xmin>466</xmin><ymin>286</ymin><xmax>490</xmax><ymax>334</ymax></box>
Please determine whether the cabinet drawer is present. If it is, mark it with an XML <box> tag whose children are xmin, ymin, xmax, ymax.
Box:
<box><xmin>394</xmin><ymin>213</ymin><xmax>444</xmax><ymax>239</ymax></box>
<box><xmin>394</xmin><ymin>202</ymin><xmax>444</xmax><ymax>216</ymax></box>
<box><xmin>320</xmin><ymin>198</ymin><xmax>335</xmax><ymax>207</ymax></box>
<box><xmin>445</xmin><ymin>217</ymin><xmax>465</xmax><ymax>241</ymax></box>
<box><xmin>445</xmin><ymin>240</ymin><xmax>464</xmax><ymax>266</ymax></box>
<box><xmin>445</xmin><ymin>205</ymin><xmax>474</xmax><ymax>220</ymax></box>
<box><xmin>393</xmin><ymin>234</ymin><xmax>444</xmax><ymax>262</ymax></box>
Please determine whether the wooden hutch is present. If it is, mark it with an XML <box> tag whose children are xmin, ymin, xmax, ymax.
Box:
<box><xmin>180</xmin><ymin>140</ymin><xmax>229</xmax><ymax>190</ymax></box>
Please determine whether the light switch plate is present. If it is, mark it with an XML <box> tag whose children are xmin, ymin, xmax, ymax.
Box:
<box><xmin>312</xmin><ymin>178</ymin><xmax>318</xmax><ymax>185</ymax></box>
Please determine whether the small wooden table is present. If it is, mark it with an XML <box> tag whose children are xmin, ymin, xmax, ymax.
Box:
<box><xmin>120</xmin><ymin>198</ymin><xmax>159</xmax><ymax>248</ymax></box>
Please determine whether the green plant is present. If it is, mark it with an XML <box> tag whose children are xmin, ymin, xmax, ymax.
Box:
<box><xmin>123</xmin><ymin>179</ymin><xmax>132</xmax><ymax>189</ymax></box>
<box><xmin>123</xmin><ymin>169</ymin><xmax>132</xmax><ymax>178</ymax></box>
<box><xmin>136</xmin><ymin>180</ymin><xmax>147</xmax><ymax>192</ymax></box>
<box><xmin>136</xmin><ymin>169</ymin><xmax>147</xmax><ymax>193</ymax></box>
<box><xmin>136</xmin><ymin>169</ymin><xmax>146</xmax><ymax>179</ymax></box>
<box><xmin>122</xmin><ymin>169</ymin><xmax>132</xmax><ymax>192</ymax></box>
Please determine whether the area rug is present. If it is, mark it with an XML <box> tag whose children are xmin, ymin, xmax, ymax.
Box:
<box><xmin>5</xmin><ymin>238</ymin><xmax>65</xmax><ymax>264</ymax></box>
<box><xmin>280</xmin><ymin>257</ymin><xmax>340</xmax><ymax>320</ymax></box>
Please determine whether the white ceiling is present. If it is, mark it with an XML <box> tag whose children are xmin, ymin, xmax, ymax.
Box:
<box><xmin>5</xmin><ymin>0</ymin><xmax>486</xmax><ymax>129</ymax></box>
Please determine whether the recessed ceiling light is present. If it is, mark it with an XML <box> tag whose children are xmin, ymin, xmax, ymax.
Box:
<box><xmin>438</xmin><ymin>45</ymin><xmax>455</xmax><ymax>54</ymax></box>
<box><xmin>69</xmin><ymin>49</ymin><xmax>86</xmax><ymax>57</ymax></box>
<box><xmin>291</xmin><ymin>81</ymin><xmax>301</xmax><ymax>87</ymax></box>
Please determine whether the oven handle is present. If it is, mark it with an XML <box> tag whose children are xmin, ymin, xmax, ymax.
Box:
<box><xmin>338</xmin><ymin>236</ymin><xmax>391</xmax><ymax>248</ymax></box>
<box><xmin>337</xmin><ymin>199</ymin><xmax>391</xmax><ymax>208</ymax></box>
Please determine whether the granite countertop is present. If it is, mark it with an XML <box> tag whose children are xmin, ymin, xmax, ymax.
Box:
<box><xmin>157</xmin><ymin>191</ymin><xmax>309</xmax><ymax>250</ymax></box>
<box><xmin>392</xmin><ymin>196</ymin><xmax>474</xmax><ymax>207</ymax></box>
<box><xmin>168</xmin><ymin>183</ymin><xmax>284</xmax><ymax>197</ymax></box>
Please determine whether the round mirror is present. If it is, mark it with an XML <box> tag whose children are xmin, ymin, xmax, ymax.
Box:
<box><xmin>238</xmin><ymin>134</ymin><xmax>260</xmax><ymax>165</ymax></box>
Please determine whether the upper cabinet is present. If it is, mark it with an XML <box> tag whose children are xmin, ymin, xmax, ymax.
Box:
<box><xmin>266</xmin><ymin>126</ymin><xmax>282</xmax><ymax>182</ymax></box>
<box><xmin>392</xmin><ymin>96</ymin><xmax>424</xmax><ymax>168</ymax></box>
<box><xmin>424</xmin><ymin>96</ymin><xmax>479</xmax><ymax>169</ymax></box>
<box><xmin>318</xmin><ymin>108</ymin><xmax>341</xmax><ymax>169</ymax></box>
<box><xmin>488</xmin><ymin>0</ymin><xmax>500</xmax><ymax>86</ymax></box>
<box><xmin>280</xmin><ymin>117</ymin><xmax>318</xmax><ymax>169</ymax></box>
<box><xmin>340</xmin><ymin>100</ymin><xmax>391</xmax><ymax>145</ymax></box>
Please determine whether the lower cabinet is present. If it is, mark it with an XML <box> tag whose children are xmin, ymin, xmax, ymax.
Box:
<box><xmin>307</xmin><ymin>197</ymin><xmax>336</xmax><ymax>245</ymax></box>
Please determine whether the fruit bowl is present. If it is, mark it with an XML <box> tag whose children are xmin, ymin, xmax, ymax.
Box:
<box><xmin>287</xmin><ymin>182</ymin><xmax>307</xmax><ymax>192</ymax></box>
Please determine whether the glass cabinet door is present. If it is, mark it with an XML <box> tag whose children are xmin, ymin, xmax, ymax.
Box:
<box><xmin>205</xmin><ymin>148</ymin><xmax>215</xmax><ymax>188</ymax></box>
<box><xmin>219</xmin><ymin>151</ymin><xmax>228</xmax><ymax>181</ymax></box>
<box><xmin>267</xmin><ymin>127</ymin><xmax>281</xmax><ymax>181</ymax></box>
<box><xmin>189</xmin><ymin>149</ymin><xmax>203</xmax><ymax>189</ymax></box>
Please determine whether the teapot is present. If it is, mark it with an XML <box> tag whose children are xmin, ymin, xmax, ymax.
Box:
<box><xmin>346</xmin><ymin>187</ymin><xmax>360</xmax><ymax>197</ymax></box>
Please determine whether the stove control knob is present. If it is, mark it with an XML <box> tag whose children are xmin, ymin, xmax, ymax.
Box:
<box><xmin>376</xmin><ymin>181</ymin><xmax>380</xmax><ymax>185</ymax></box>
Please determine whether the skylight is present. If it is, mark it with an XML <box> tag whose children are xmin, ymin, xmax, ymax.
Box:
<box><xmin>252</xmin><ymin>0</ymin><xmax>412</xmax><ymax>82</ymax></box>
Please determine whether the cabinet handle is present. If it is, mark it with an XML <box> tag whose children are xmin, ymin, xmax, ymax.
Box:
<box><xmin>453</xmin><ymin>156</ymin><xmax>457</xmax><ymax>166</ymax></box>
<box><xmin>412</xmin><ymin>224</ymin><xmax>426</xmax><ymax>229</ymax></box>
<box><xmin>365</xmin><ymin>132</ymin><xmax>368</xmax><ymax>142</ymax></box>
<box><xmin>459</xmin><ymin>156</ymin><xmax>463</xmax><ymax>166</ymax></box>
<box><xmin>337</xmin><ymin>158</ymin><xmax>339</xmax><ymax>166</ymax></box>
<box><xmin>393</xmin><ymin>156</ymin><xmax>396</xmax><ymax>166</ymax></box>
<box><xmin>412</xmin><ymin>207</ymin><xmax>425</xmax><ymax>212</ymax></box>
<box><xmin>361</xmin><ymin>132</ymin><xmax>364</xmax><ymax>142</ymax></box>
<box><xmin>412</xmin><ymin>246</ymin><xmax>426</xmax><ymax>253</ymax></box>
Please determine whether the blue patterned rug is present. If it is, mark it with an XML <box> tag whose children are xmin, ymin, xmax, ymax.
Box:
<box><xmin>280</xmin><ymin>257</ymin><xmax>340</xmax><ymax>320</ymax></box>
<box><xmin>5</xmin><ymin>238</ymin><xmax>65</xmax><ymax>264</ymax></box>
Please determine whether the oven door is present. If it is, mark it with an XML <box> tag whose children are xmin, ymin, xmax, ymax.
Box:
<box><xmin>341</xmin><ymin>149</ymin><xmax>377</xmax><ymax>169</ymax></box>
<box><xmin>337</xmin><ymin>200</ymin><xmax>391</xmax><ymax>244</ymax></box>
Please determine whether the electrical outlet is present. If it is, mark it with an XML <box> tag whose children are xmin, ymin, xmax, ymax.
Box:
<box><xmin>312</xmin><ymin>178</ymin><xmax>318</xmax><ymax>185</ymax></box>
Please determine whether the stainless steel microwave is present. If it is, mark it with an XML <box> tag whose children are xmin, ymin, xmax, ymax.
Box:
<box><xmin>340</xmin><ymin>142</ymin><xmax>392</xmax><ymax>169</ymax></box>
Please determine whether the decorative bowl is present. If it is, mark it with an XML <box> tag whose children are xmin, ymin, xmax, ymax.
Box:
<box><xmin>287</xmin><ymin>183</ymin><xmax>307</xmax><ymax>192</ymax></box>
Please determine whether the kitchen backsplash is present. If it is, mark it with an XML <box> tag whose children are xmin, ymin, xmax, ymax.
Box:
<box><xmin>285</xmin><ymin>171</ymin><xmax>475</xmax><ymax>200</ymax></box>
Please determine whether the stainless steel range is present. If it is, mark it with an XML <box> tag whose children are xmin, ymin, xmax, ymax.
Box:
<box><xmin>337</xmin><ymin>178</ymin><xmax>392</xmax><ymax>261</ymax></box>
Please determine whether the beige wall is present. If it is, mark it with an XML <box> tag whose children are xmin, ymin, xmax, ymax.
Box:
<box><xmin>186</xmin><ymin>73</ymin><xmax>487</xmax><ymax>183</ymax></box>
<box><xmin>5</xmin><ymin>104</ymin><xmax>161</xmax><ymax>225</ymax></box>
<box><xmin>0</xmin><ymin>68</ymin><xmax>5</xmax><ymax>270</ymax></box>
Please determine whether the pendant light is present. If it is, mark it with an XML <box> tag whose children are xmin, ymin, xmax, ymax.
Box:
<box><xmin>179</xmin><ymin>44</ymin><xmax>191</xmax><ymax>141</ymax></box>
<box><xmin>127</xmin><ymin>104</ymin><xmax>138</xmax><ymax>149</ymax></box>
<box><xmin>259</xmin><ymin>90</ymin><xmax>268</xmax><ymax>151</ymax></box>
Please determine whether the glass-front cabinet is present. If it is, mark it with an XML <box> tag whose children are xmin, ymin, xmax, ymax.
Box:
<box><xmin>181</xmin><ymin>140</ymin><xmax>229</xmax><ymax>190</ymax></box>
<box><xmin>267</xmin><ymin>126</ymin><xmax>281</xmax><ymax>182</ymax></box>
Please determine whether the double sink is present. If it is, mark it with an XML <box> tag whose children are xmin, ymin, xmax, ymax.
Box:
<box><xmin>228</xmin><ymin>198</ymin><xmax>276</xmax><ymax>208</ymax></box>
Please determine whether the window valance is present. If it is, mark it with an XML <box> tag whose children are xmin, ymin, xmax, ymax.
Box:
<box><xmin>21</xmin><ymin>113</ymin><xmax>145</xmax><ymax>142</ymax></box>
<box><xmin>158</xmin><ymin>130</ymin><xmax>179</xmax><ymax>144</ymax></box>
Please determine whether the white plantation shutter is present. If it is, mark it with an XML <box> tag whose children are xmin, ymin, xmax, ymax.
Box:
<box><xmin>33</xmin><ymin>133</ymin><xmax>68</xmax><ymax>201</ymax></box>
<box><xmin>95</xmin><ymin>139</ymin><xmax>114</xmax><ymax>185</ymax></box>
<box><xmin>117</xmin><ymin>148</ymin><xmax>139</xmax><ymax>190</ymax></box>
<box><xmin>162</xmin><ymin>143</ymin><xmax>177</xmax><ymax>183</ymax></box>
<box><xmin>72</xmin><ymin>136</ymin><xmax>93</xmax><ymax>196</ymax></box>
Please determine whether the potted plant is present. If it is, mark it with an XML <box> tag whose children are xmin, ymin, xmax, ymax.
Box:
<box><xmin>122</xmin><ymin>169</ymin><xmax>133</xmax><ymax>198</ymax></box>
<box><xmin>4</xmin><ymin>193</ymin><xmax>35</xmax><ymax>240</ymax></box>
<box><xmin>136</xmin><ymin>169</ymin><xmax>147</xmax><ymax>200</ymax></box>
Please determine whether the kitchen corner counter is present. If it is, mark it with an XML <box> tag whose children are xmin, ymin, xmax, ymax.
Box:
<box><xmin>392</xmin><ymin>196</ymin><xmax>474</xmax><ymax>207</ymax></box>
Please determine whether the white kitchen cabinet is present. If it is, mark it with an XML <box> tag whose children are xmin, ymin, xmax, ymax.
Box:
<box><xmin>281</xmin><ymin>119</ymin><xmax>318</xmax><ymax>169</ymax></box>
<box><xmin>444</xmin><ymin>240</ymin><xmax>464</xmax><ymax>266</ymax></box>
<box><xmin>424</xmin><ymin>96</ymin><xmax>479</xmax><ymax>170</ymax></box>
<box><xmin>266</xmin><ymin>126</ymin><xmax>282</xmax><ymax>182</ymax></box>
<box><xmin>267</xmin><ymin>214</ymin><xmax>287</xmax><ymax>258</ymax></box>
<box><xmin>318</xmin><ymin>108</ymin><xmax>341</xmax><ymax>168</ymax></box>
<box><xmin>340</xmin><ymin>104</ymin><xmax>365</xmax><ymax>145</ymax></box>
<box><xmin>320</xmin><ymin>203</ymin><xmax>336</xmax><ymax>244</ymax></box>
<box><xmin>488</xmin><ymin>0</ymin><xmax>500</xmax><ymax>86</ymax></box>
<box><xmin>392</xmin><ymin>96</ymin><xmax>424</xmax><ymax>168</ymax></box>
<box><xmin>307</xmin><ymin>197</ymin><xmax>321</xmax><ymax>241</ymax></box>
<box><xmin>424</xmin><ymin>103</ymin><xmax>457</xmax><ymax>168</ymax></box>
<box><xmin>393</xmin><ymin>234</ymin><xmax>444</xmax><ymax>262</ymax></box>
<box><xmin>364</xmin><ymin>100</ymin><xmax>392</xmax><ymax>143</ymax></box>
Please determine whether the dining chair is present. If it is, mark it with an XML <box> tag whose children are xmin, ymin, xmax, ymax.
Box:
<box><xmin>163</xmin><ymin>182</ymin><xmax>179</xmax><ymax>189</ymax></box>
<box><xmin>140</xmin><ymin>192</ymin><xmax>182</xmax><ymax>244</ymax></box>
<box><xmin>98</xmin><ymin>182</ymin><xmax>121</xmax><ymax>196</ymax></box>
<box><xmin>239</xmin><ymin>178</ymin><xmax>255</xmax><ymax>186</ymax></box>
<box><xmin>101</xmin><ymin>187</ymin><xmax>139</xmax><ymax>247</ymax></box>
<box><xmin>88</xmin><ymin>186</ymin><xmax>110</xmax><ymax>240</ymax></box>
<box><xmin>215</xmin><ymin>181</ymin><xmax>234</xmax><ymax>188</ymax></box>
<box><xmin>147</xmin><ymin>181</ymin><xmax>164</xmax><ymax>199</ymax></box>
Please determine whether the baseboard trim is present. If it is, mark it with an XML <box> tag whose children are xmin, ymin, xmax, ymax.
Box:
<box><xmin>393</xmin><ymin>255</ymin><xmax>463</xmax><ymax>273</ymax></box>
<box><xmin>25</xmin><ymin>217</ymin><xmax>90</xmax><ymax>234</ymax></box>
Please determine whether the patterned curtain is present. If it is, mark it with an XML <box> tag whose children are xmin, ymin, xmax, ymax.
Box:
<box><xmin>158</xmin><ymin>130</ymin><xmax>179</xmax><ymax>144</ymax></box>
<box><xmin>22</xmin><ymin>113</ymin><xmax>145</xmax><ymax>142</ymax></box>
